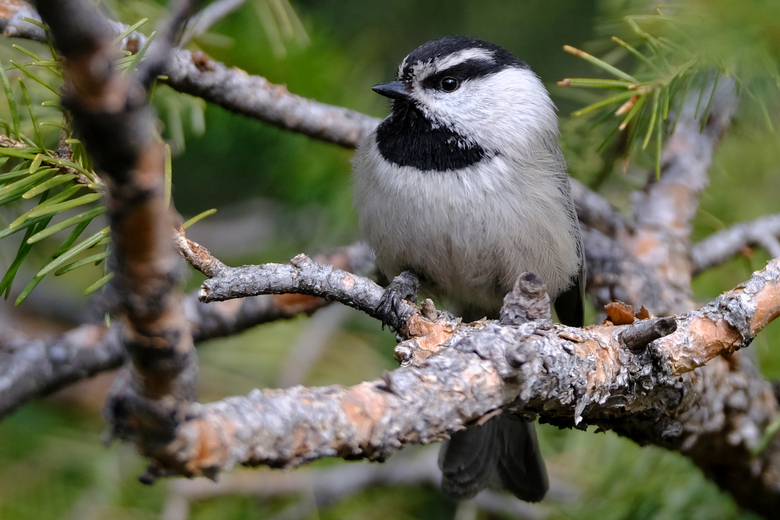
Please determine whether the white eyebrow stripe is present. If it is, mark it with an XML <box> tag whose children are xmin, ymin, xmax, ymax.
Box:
<box><xmin>411</xmin><ymin>60</ymin><xmax>437</xmax><ymax>82</ymax></box>
<box><xmin>433</xmin><ymin>48</ymin><xmax>495</xmax><ymax>73</ymax></box>
<box><xmin>398</xmin><ymin>56</ymin><xmax>408</xmax><ymax>79</ymax></box>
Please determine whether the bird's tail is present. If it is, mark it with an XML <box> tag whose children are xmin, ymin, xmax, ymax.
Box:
<box><xmin>438</xmin><ymin>414</ymin><xmax>549</xmax><ymax>502</ymax></box>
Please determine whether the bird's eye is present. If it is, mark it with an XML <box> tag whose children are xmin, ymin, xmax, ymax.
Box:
<box><xmin>440</xmin><ymin>77</ymin><xmax>459</xmax><ymax>92</ymax></box>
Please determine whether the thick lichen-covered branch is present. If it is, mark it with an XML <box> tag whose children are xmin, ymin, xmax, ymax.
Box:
<box><xmin>134</xmin><ymin>262</ymin><xmax>779</xmax><ymax>487</ymax></box>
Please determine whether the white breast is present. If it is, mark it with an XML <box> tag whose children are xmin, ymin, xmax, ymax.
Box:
<box><xmin>352</xmin><ymin>134</ymin><xmax>581</xmax><ymax>318</ymax></box>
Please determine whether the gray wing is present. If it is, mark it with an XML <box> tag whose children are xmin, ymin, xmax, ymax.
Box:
<box><xmin>554</xmin><ymin>266</ymin><xmax>584</xmax><ymax>327</ymax></box>
<box><xmin>554</xmin><ymin>218</ymin><xmax>585</xmax><ymax>327</ymax></box>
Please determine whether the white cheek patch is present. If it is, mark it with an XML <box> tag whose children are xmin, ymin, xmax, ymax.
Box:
<box><xmin>417</xmin><ymin>68</ymin><xmax>559</xmax><ymax>150</ymax></box>
<box><xmin>405</xmin><ymin>49</ymin><xmax>499</xmax><ymax>127</ymax></box>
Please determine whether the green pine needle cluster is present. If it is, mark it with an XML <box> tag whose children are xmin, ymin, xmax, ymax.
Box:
<box><xmin>0</xmin><ymin>17</ymin><xmax>163</xmax><ymax>305</ymax></box>
<box><xmin>0</xmin><ymin>16</ymin><xmax>215</xmax><ymax>305</ymax></box>
<box><xmin>0</xmin><ymin>37</ymin><xmax>110</xmax><ymax>304</ymax></box>
<box><xmin>560</xmin><ymin>5</ymin><xmax>780</xmax><ymax>179</ymax></box>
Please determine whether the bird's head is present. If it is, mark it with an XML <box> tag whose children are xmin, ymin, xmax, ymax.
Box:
<box><xmin>373</xmin><ymin>35</ymin><xmax>559</xmax><ymax>162</ymax></box>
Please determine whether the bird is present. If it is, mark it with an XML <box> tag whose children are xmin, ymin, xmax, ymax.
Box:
<box><xmin>352</xmin><ymin>35</ymin><xmax>584</xmax><ymax>502</ymax></box>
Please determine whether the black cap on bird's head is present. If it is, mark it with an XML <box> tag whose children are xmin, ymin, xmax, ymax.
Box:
<box><xmin>398</xmin><ymin>36</ymin><xmax>528</xmax><ymax>79</ymax></box>
<box><xmin>371</xmin><ymin>35</ymin><xmax>529</xmax><ymax>100</ymax></box>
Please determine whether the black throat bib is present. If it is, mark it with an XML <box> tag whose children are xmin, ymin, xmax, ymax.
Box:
<box><xmin>376</xmin><ymin>101</ymin><xmax>488</xmax><ymax>172</ymax></box>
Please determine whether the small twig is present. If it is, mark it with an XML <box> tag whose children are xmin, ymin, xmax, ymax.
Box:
<box><xmin>618</xmin><ymin>317</ymin><xmax>677</xmax><ymax>353</ymax></box>
<box><xmin>174</xmin><ymin>225</ymin><xmax>227</xmax><ymax>278</ymax></box>
<box><xmin>199</xmin><ymin>253</ymin><xmax>417</xmax><ymax>328</ymax></box>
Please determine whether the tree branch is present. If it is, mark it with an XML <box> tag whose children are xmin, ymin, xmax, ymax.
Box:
<box><xmin>0</xmin><ymin>244</ymin><xmax>373</xmax><ymax>420</ymax></box>
<box><xmin>34</xmin><ymin>0</ymin><xmax>199</xmax><ymax>459</ymax></box>
<box><xmin>0</xmin><ymin>324</ymin><xmax>123</xmax><ymax>418</ymax></box>
<box><xmin>199</xmin><ymin>253</ymin><xmax>415</xmax><ymax>330</ymax></box>
<box><xmin>162</xmin><ymin>48</ymin><xmax>380</xmax><ymax>148</ymax></box>
<box><xmin>184</xmin><ymin>243</ymin><xmax>377</xmax><ymax>341</ymax></box>
<box><xmin>692</xmin><ymin>213</ymin><xmax>780</xmax><ymax>275</ymax></box>
<box><xmin>128</xmin><ymin>259</ymin><xmax>779</xmax><ymax>487</ymax></box>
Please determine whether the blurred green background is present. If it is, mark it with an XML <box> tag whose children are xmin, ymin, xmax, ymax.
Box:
<box><xmin>0</xmin><ymin>0</ymin><xmax>778</xmax><ymax>518</ymax></box>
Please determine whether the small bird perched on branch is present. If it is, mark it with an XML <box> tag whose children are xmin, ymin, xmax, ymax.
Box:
<box><xmin>352</xmin><ymin>36</ymin><xmax>584</xmax><ymax>502</ymax></box>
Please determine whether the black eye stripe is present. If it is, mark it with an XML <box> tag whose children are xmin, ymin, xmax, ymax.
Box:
<box><xmin>420</xmin><ymin>58</ymin><xmax>504</xmax><ymax>90</ymax></box>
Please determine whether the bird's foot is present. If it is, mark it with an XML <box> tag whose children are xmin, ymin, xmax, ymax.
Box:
<box><xmin>378</xmin><ymin>270</ymin><xmax>420</xmax><ymax>331</ymax></box>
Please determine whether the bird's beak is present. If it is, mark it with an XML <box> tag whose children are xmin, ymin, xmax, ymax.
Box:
<box><xmin>372</xmin><ymin>81</ymin><xmax>410</xmax><ymax>100</ymax></box>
